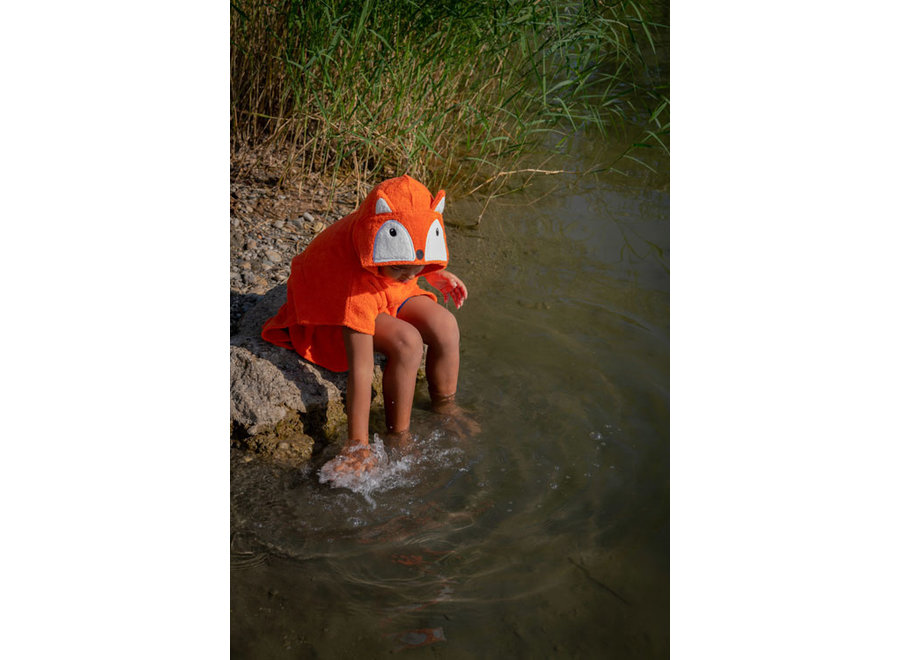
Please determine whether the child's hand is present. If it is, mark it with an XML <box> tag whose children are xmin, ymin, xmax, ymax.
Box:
<box><xmin>424</xmin><ymin>269</ymin><xmax>468</xmax><ymax>309</ymax></box>
<box><xmin>333</xmin><ymin>442</ymin><xmax>379</xmax><ymax>474</ymax></box>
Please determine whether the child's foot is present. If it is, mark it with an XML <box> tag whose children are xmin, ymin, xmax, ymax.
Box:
<box><xmin>384</xmin><ymin>428</ymin><xmax>415</xmax><ymax>451</ymax></box>
<box><xmin>430</xmin><ymin>393</ymin><xmax>481</xmax><ymax>437</ymax></box>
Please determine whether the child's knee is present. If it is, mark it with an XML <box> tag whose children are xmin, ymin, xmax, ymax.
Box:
<box><xmin>434</xmin><ymin>308</ymin><xmax>460</xmax><ymax>348</ymax></box>
<box><xmin>389</xmin><ymin>324</ymin><xmax>424</xmax><ymax>363</ymax></box>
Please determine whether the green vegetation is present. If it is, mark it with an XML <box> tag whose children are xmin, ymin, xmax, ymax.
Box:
<box><xmin>231</xmin><ymin>0</ymin><xmax>668</xmax><ymax>196</ymax></box>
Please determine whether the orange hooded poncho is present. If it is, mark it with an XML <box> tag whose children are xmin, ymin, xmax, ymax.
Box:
<box><xmin>260</xmin><ymin>175</ymin><xmax>450</xmax><ymax>372</ymax></box>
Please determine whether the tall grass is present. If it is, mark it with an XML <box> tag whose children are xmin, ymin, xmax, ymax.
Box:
<box><xmin>231</xmin><ymin>0</ymin><xmax>668</xmax><ymax>196</ymax></box>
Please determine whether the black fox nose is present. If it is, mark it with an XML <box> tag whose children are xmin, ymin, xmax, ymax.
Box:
<box><xmin>416</xmin><ymin>249</ymin><xmax>424</xmax><ymax>259</ymax></box>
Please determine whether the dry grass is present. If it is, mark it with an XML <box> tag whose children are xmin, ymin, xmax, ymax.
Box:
<box><xmin>231</xmin><ymin>0</ymin><xmax>668</xmax><ymax>197</ymax></box>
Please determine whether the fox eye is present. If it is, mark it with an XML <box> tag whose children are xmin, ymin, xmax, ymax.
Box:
<box><xmin>424</xmin><ymin>219</ymin><xmax>447</xmax><ymax>261</ymax></box>
<box><xmin>373</xmin><ymin>220</ymin><xmax>415</xmax><ymax>262</ymax></box>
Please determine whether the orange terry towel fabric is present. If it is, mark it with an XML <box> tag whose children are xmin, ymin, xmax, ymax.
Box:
<box><xmin>261</xmin><ymin>176</ymin><xmax>450</xmax><ymax>372</ymax></box>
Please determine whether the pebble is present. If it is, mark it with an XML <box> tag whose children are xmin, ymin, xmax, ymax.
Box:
<box><xmin>231</xmin><ymin>179</ymin><xmax>351</xmax><ymax>312</ymax></box>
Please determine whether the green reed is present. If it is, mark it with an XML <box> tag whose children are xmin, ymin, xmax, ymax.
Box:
<box><xmin>231</xmin><ymin>0</ymin><xmax>668</xmax><ymax>196</ymax></box>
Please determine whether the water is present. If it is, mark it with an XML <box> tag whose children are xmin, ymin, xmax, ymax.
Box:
<box><xmin>231</xmin><ymin>134</ymin><xmax>669</xmax><ymax>658</ymax></box>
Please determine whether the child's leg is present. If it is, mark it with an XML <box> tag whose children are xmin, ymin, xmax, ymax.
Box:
<box><xmin>373</xmin><ymin>313</ymin><xmax>424</xmax><ymax>434</ymax></box>
<box><xmin>396</xmin><ymin>296</ymin><xmax>460</xmax><ymax>402</ymax></box>
<box><xmin>397</xmin><ymin>296</ymin><xmax>480</xmax><ymax>437</ymax></box>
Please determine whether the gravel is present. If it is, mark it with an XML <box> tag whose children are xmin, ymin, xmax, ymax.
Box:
<box><xmin>230</xmin><ymin>159</ymin><xmax>360</xmax><ymax>335</ymax></box>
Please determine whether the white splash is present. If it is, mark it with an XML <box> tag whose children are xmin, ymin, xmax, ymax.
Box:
<box><xmin>317</xmin><ymin>431</ymin><xmax>463</xmax><ymax>506</ymax></box>
<box><xmin>318</xmin><ymin>435</ymin><xmax>417</xmax><ymax>505</ymax></box>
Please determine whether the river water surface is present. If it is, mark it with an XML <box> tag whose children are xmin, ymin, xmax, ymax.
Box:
<box><xmin>231</xmin><ymin>134</ymin><xmax>669</xmax><ymax>658</ymax></box>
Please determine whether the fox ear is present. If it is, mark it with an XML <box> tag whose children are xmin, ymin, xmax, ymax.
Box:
<box><xmin>375</xmin><ymin>197</ymin><xmax>392</xmax><ymax>214</ymax></box>
<box><xmin>432</xmin><ymin>191</ymin><xmax>446</xmax><ymax>214</ymax></box>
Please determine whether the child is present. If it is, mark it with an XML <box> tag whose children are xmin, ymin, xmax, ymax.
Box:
<box><xmin>261</xmin><ymin>175</ymin><xmax>472</xmax><ymax>472</ymax></box>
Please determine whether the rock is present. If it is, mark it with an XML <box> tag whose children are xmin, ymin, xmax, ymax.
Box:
<box><xmin>230</xmin><ymin>345</ymin><xmax>307</xmax><ymax>435</ymax></box>
<box><xmin>239</xmin><ymin>410</ymin><xmax>315</xmax><ymax>467</ymax></box>
<box><xmin>246</xmin><ymin>239</ymin><xmax>258</xmax><ymax>250</ymax></box>
<box><xmin>230</xmin><ymin>284</ymin><xmax>359</xmax><ymax>448</ymax></box>
<box><xmin>265</xmin><ymin>250</ymin><xmax>282</xmax><ymax>263</ymax></box>
<box><xmin>312</xmin><ymin>221</ymin><xmax>326</xmax><ymax>233</ymax></box>
<box><xmin>303</xmin><ymin>212</ymin><xmax>315</xmax><ymax>222</ymax></box>
<box><xmin>230</xmin><ymin>283</ymin><xmax>410</xmax><ymax>466</ymax></box>
<box><xmin>273</xmin><ymin>220</ymin><xmax>285</xmax><ymax>229</ymax></box>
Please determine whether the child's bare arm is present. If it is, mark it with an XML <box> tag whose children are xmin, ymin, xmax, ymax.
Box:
<box><xmin>423</xmin><ymin>269</ymin><xmax>468</xmax><ymax>308</ymax></box>
<box><xmin>342</xmin><ymin>327</ymin><xmax>374</xmax><ymax>446</ymax></box>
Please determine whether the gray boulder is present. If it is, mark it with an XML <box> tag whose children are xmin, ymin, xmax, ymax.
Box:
<box><xmin>230</xmin><ymin>283</ymin><xmax>350</xmax><ymax>440</ymax></box>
